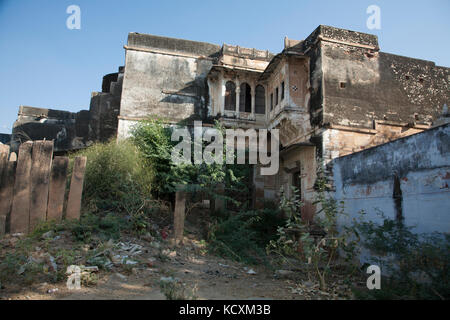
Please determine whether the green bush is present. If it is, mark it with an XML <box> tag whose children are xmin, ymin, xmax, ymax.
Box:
<box><xmin>208</xmin><ymin>209</ymin><xmax>285</xmax><ymax>265</ymax></box>
<box><xmin>131</xmin><ymin>118</ymin><xmax>175</xmax><ymax>196</ymax></box>
<box><xmin>70</xmin><ymin>139</ymin><xmax>153</xmax><ymax>212</ymax></box>
<box><xmin>131</xmin><ymin>118</ymin><xmax>250</xmax><ymax>207</ymax></box>
<box><xmin>354</xmin><ymin>213</ymin><xmax>450</xmax><ymax>300</ymax></box>
<box><xmin>69</xmin><ymin>212</ymin><xmax>128</xmax><ymax>242</ymax></box>
<box><xmin>267</xmin><ymin>181</ymin><xmax>360</xmax><ymax>290</ymax></box>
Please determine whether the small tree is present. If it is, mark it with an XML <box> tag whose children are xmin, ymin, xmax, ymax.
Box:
<box><xmin>267</xmin><ymin>164</ymin><xmax>359</xmax><ymax>290</ymax></box>
<box><xmin>131</xmin><ymin>118</ymin><xmax>250</xmax><ymax>208</ymax></box>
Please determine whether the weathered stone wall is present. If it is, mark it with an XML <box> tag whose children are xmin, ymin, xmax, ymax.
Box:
<box><xmin>220</xmin><ymin>44</ymin><xmax>272</xmax><ymax>71</ymax></box>
<box><xmin>0</xmin><ymin>134</ymin><xmax>11</xmax><ymax>145</ymax></box>
<box><xmin>311</xmin><ymin>25</ymin><xmax>450</xmax><ymax>129</ymax></box>
<box><xmin>278</xmin><ymin>145</ymin><xmax>317</xmax><ymax>220</ymax></box>
<box><xmin>127</xmin><ymin>33</ymin><xmax>220</xmax><ymax>58</ymax></box>
<box><xmin>298</xmin><ymin>25</ymin><xmax>449</xmax><ymax>166</ymax></box>
<box><xmin>11</xmin><ymin>106</ymin><xmax>91</xmax><ymax>152</ymax></box>
<box><xmin>10</xmin><ymin>67</ymin><xmax>124</xmax><ymax>152</ymax></box>
<box><xmin>266</xmin><ymin>58</ymin><xmax>289</xmax><ymax>118</ymax></box>
<box><xmin>267</xmin><ymin>55</ymin><xmax>312</xmax><ymax>147</ymax></box>
<box><xmin>321</xmin><ymin>123</ymin><xmax>426</xmax><ymax>163</ymax></box>
<box><xmin>118</xmin><ymin>33</ymin><xmax>221</xmax><ymax>138</ymax></box>
<box><xmin>89</xmin><ymin>67</ymin><xmax>124</xmax><ymax>142</ymax></box>
<box><xmin>331</xmin><ymin>123</ymin><xmax>450</xmax><ymax>234</ymax></box>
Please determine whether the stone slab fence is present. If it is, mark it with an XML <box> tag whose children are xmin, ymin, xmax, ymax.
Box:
<box><xmin>0</xmin><ymin>141</ymin><xmax>86</xmax><ymax>235</ymax></box>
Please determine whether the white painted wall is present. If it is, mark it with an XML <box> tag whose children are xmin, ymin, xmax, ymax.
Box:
<box><xmin>332</xmin><ymin>124</ymin><xmax>450</xmax><ymax>235</ymax></box>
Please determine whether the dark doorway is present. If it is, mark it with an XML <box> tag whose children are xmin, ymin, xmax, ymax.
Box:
<box><xmin>225</xmin><ymin>81</ymin><xmax>236</xmax><ymax>111</ymax></box>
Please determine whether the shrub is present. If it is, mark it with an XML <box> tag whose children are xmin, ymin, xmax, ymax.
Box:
<box><xmin>267</xmin><ymin>183</ymin><xmax>359</xmax><ymax>290</ymax></box>
<box><xmin>69</xmin><ymin>212</ymin><xmax>128</xmax><ymax>242</ymax></box>
<box><xmin>354</xmin><ymin>213</ymin><xmax>450</xmax><ymax>300</ymax></box>
<box><xmin>208</xmin><ymin>209</ymin><xmax>285</xmax><ymax>265</ymax></box>
<box><xmin>131</xmin><ymin>118</ymin><xmax>251</xmax><ymax>208</ymax></box>
<box><xmin>131</xmin><ymin>118</ymin><xmax>175</xmax><ymax>196</ymax></box>
<box><xmin>159</xmin><ymin>278</ymin><xmax>197</xmax><ymax>300</ymax></box>
<box><xmin>70</xmin><ymin>139</ymin><xmax>153</xmax><ymax>213</ymax></box>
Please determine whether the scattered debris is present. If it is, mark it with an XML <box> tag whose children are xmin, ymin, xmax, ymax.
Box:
<box><xmin>161</xmin><ymin>227</ymin><xmax>169</xmax><ymax>240</ymax></box>
<box><xmin>41</xmin><ymin>231</ymin><xmax>54</xmax><ymax>240</ymax></box>
<box><xmin>162</xmin><ymin>249</ymin><xmax>176</xmax><ymax>258</ymax></box>
<box><xmin>66</xmin><ymin>265</ymin><xmax>99</xmax><ymax>288</ymax></box>
<box><xmin>275</xmin><ymin>269</ymin><xmax>295</xmax><ymax>278</ymax></box>
<box><xmin>118</xmin><ymin>242</ymin><xmax>143</xmax><ymax>255</ymax></box>
<box><xmin>160</xmin><ymin>276</ymin><xmax>178</xmax><ymax>283</ymax></box>
<box><xmin>150</xmin><ymin>241</ymin><xmax>161</xmax><ymax>249</ymax></box>
<box><xmin>115</xmin><ymin>273</ymin><xmax>127</xmax><ymax>281</ymax></box>
<box><xmin>47</xmin><ymin>288</ymin><xmax>58</xmax><ymax>294</ymax></box>
<box><xmin>46</xmin><ymin>254</ymin><xmax>58</xmax><ymax>273</ymax></box>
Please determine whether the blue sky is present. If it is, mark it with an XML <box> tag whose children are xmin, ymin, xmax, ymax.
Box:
<box><xmin>0</xmin><ymin>0</ymin><xmax>449</xmax><ymax>134</ymax></box>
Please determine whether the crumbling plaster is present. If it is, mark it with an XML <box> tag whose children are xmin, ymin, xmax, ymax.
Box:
<box><xmin>331</xmin><ymin>123</ymin><xmax>450</xmax><ymax>234</ymax></box>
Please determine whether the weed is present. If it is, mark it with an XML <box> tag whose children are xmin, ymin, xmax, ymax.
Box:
<box><xmin>208</xmin><ymin>209</ymin><xmax>284</xmax><ymax>265</ymax></box>
<box><xmin>159</xmin><ymin>278</ymin><xmax>197</xmax><ymax>300</ymax></box>
<box><xmin>353</xmin><ymin>213</ymin><xmax>450</xmax><ymax>300</ymax></box>
<box><xmin>70</xmin><ymin>139</ymin><xmax>153</xmax><ymax>213</ymax></box>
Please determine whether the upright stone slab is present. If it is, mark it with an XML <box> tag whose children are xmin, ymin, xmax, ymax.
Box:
<box><xmin>29</xmin><ymin>141</ymin><xmax>54</xmax><ymax>231</ymax></box>
<box><xmin>9</xmin><ymin>152</ymin><xmax>17</xmax><ymax>162</ymax></box>
<box><xmin>0</xmin><ymin>145</ymin><xmax>14</xmax><ymax>235</ymax></box>
<box><xmin>47</xmin><ymin>156</ymin><xmax>69</xmax><ymax>222</ymax></box>
<box><xmin>0</xmin><ymin>149</ymin><xmax>6</xmax><ymax>234</ymax></box>
<box><xmin>0</xmin><ymin>161</ymin><xmax>17</xmax><ymax>235</ymax></box>
<box><xmin>0</xmin><ymin>144</ymin><xmax>8</xmax><ymax>177</ymax></box>
<box><xmin>173</xmin><ymin>189</ymin><xmax>186</xmax><ymax>245</ymax></box>
<box><xmin>0</xmin><ymin>144</ymin><xmax>9</xmax><ymax>158</ymax></box>
<box><xmin>10</xmin><ymin>141</ymin><xmax>33</xmax><ymax>234</ymax></box>
<box><xmin>66</xmin><ymin>156</ymin><xmax>87</xmax><ymax>220</ymax></box>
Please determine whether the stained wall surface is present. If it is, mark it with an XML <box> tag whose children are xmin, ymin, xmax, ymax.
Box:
<box><xmin>331</xmin><ymin>123</ymin><xmax>450</xmax><ymax>234</ymax></box>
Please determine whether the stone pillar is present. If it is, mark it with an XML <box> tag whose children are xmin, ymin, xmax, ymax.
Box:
<box><xmin>0</xmin><ymin>145</ymin><xmax>15</xmax><ymax>235</ymax></box>
<box><xmin>235</xmin><ymin>80</ymin><xmax>240</xmax><ymax>116</ymax></box>
<box><xmin>173</xmin><ymin>189</ymin><xmax>186</xmax><ymax>245</ymax></box>
<box><xmin>29</xmin><ymin>141</ymin><xmax>54</xmax><ymax>231</ymax></box>
<box><xmin>0</xmin><ymin>144</ymin><xmax>9</xmax><ymax>157</ymax></box>
<box><xmin>10</xmin><ymin>141</ymin><xmax>33</xmax><ymax>234</ymax></box>
<box><xmin>220</xmin><ymin>77</ymin><xmax>226</xmax><ymax>115</ymax></box>
<box><xmin>47</xmin><ymin>156</ymin><xmax>69</xmax><ymax>222</ymax></box>
<box><xmin>251</xmin><ymin>85</ymin><xmax>256</xmax><ymax>119</ymax></box>
<box><xmin>66</xmin><ymin>156</ymin><xmax>87</xmax><ymax>220</ymax></box>
<box><xmin>265</xmin><ymin>85</ymin><xmax>270</xmax><ymax>122</ymax></box>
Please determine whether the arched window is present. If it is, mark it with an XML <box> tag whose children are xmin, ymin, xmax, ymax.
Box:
<box><xmin>255</xmin><ymin>85</ymin><xmax>265</xmax><ymax>114</ymax></box>
<box><xmin>239</xmin><ymin>83</ymin><xmax>251</xmax><ymax>113</ymax></box>
<box><xmin>224</xmin><ymin>81</ymin><xmax>236</xmax><ymax>111</ymax></box>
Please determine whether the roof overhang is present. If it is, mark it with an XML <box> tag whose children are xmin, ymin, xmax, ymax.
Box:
<box><xmin>259</xmin><ymin>51</ymin><xmax>308</xmax><ymax>81</ymax></box>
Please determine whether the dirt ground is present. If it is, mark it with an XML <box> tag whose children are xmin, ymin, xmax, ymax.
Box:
<box><xmin>0</xmin><ymin>235</ymin><xmax>359</xmax><ymax>300</ymax></box>
<box><xmin>0</xmin><ymin>217</ymin><xmax>361</xmax><ymax>300</ymax></box>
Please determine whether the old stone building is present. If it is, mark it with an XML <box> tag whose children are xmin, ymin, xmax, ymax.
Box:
<box><xmin>10</xmin><ymin>25</ymin><xmax>450</xmax><ymax>219</ymax></box>
<box><xmin>11</xmin><ymin>67</ymin><xmax>124</xmax><ymax>153</ymax></box>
